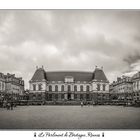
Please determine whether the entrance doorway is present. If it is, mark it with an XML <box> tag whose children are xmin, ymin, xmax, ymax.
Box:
<box><xmin>68</xmin><ymin>93</ymin><xmax>71</xmax><ymax>100</ymax></box>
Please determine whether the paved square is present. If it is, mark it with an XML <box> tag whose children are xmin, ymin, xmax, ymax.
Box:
<box><xmin>0</xmin><ymin>106</ymin><xmax>140</xmax><ymax>129</ymax></box>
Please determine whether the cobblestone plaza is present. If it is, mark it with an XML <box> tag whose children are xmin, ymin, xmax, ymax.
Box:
<box><xmin>0</xmin><ymin>105</ymin><xmax>140</xmax><ymax>129</ymax></box>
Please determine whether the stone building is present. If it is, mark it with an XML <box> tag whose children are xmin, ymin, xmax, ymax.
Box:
<box><xmin>0</xmin><ymin>72</ymin><xmax>24</xmax><ymax>101</ymax></box>
<box><xmin>5</xmin><ymin>73</ymin><xmax>24</xmax><ymax>96</ymax></box>
<box><xmin>109</xmin><ymin>76</ymin><xmax>133</xmax><ymax>100</ymax></box>
<box><xmin>0</xmin><ymin>73</ymin><xmax>6</xmax><ymax>94</ymax></box>
<box><xmin>29</xmin><ymin>66</ymin><xmax>109</xmax><ymax>103</ymax></box>
<box><xmin>132</xmin><ymin>72</ymin><xmax>140</xmax><ymax>102</ymax></box>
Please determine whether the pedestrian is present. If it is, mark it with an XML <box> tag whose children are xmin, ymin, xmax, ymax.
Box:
<box><xmin>3</xmin><ymin>100</ymin><xmax>7</xmax><ymax>108</ymax></box>
<box><xmin>81</xmin><ymin>101</ymin><xmax>83</xmax><ymax>107</ymax></box>
<box><xmin>7</xmin><ymin>102</ymin><xmax>10</xmax><ymax>110</ymax></box>
<box><xmin>10</xmin><ymin>101</ymin><xmax>14</xmax><ymax>110</ymax></box>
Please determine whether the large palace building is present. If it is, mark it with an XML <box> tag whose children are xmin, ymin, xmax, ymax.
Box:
<box><xmin>29</xmin><ymin>66</ymin><xmax>109</xmax><ymax>104</ymax></box>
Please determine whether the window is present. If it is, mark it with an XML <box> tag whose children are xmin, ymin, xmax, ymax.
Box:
<box><xmin>38</xmin><ymin>84</ymin><xmax>42</xmax><ymax>91</ymax></box>
<box><xmin>2</xmin><ymin>83</ymin><xmax>4</xmax><ymax>90</ymax></box>
<box><xmin>65</xmin><ymin>76</ymin><xmax>74</xmax><ymax>83</ymax></box>
<box><xmin>33</xmin><ymin>84</ymin><xmax>36</xmax><ymax>91</ymax></box>
<box><xmin>137</xmin><ymin>81</ymin><xmax>139</xmax><ymax>89</ymax></box>
<box><xmin>49</xmin><ymin>85</ymin><xmax>52</xmax><ymax>91</ymax></box>
<box><xmin>68</xmin><ymin>85</ymin><xmax>71</xmax><ymax>91</ymax></box>
<box><xmin>80</xmin><ymin>85</ymin><xmax>83</xmax><ymax>92</ymax></box>
<box><xmin>74</xmin><ymin>85</ymin><xmax>77</xmax><ymax>91</ymax></box>
<box><xmin>80</xmin><ymin>94</ymin><xmax>83</xmax><ymax>100</ymax></box>
<box><xmin>86</xmin><ymin>94</ymin><xmax>90</xmax><ymax>100</ymax></box>
<box><xmin>61</xmin><ymin>94</ymin><xmax>64</xmax><ymax>99</ymax></box>
<box><xmin>49</xmin><ymin>94</ymin><xmax>52</xmax><ymax>100</ymax></box>
<box><xmin>55</xmin><ymin>85</ymin><xmax>58</xmax><ymax>92</ymax></box>
<box><xmin>61</xmin><ymin>85</ymin><xmax>64</xmax><ymax>91</ymax></box>
<box><xmin>103</xmin><ymin>84</ymin><xmax>106</xmax><ymax>91</ymax></box>
<box><xmin>86</xmin><ymin>85</ymin><xmax>90</xmax><ymax>91</ymax></box>
<box><xmin>38</xmin><ymin>94</ymin><xmax>42</xmax><ymax>100</ymax></box>
<box><xmin>55</xmin><ymin>94</ymin><xmax>58</xmax><ymax>99</ymax></box>
<box><xmin>97</xmin><ymin>84</ymin><xmax>100</xmax><ymax>91</ymax></box>
<box><xmin>74</xmin><ymin>94</ymin><xmax>77</xmax><ymax>99</ymax></box>
<box><xmin>33</xmin><ymin>94</ymin><xmax>36</xmax><ymax>100</ymax></box>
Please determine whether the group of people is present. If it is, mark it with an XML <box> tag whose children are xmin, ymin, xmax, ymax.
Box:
<box><xmin>81</xmin><ymin>101</ymin><xmax>96</xmax><ymax>107</ymax></box>
<box><xmin>1</xmin><ymin>100</ymin><xmax>16</xmax><ymax>110</ymax></box>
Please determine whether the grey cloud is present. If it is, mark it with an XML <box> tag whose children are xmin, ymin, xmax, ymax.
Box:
<box><xmin>0</xmin><ymin>10</ymin><xmax>140</xmax><ymax>88</ymax></box>
<box><xmin>123</xmin><ymin>51</ymin><xmax>140</xmax><ymax>65</ymax></box>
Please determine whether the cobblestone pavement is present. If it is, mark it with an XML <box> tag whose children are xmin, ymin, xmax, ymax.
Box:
<box><xmin>0</xmin><ymin>105</ymin><xmax>140</xmax><ymax>129</ymax></box>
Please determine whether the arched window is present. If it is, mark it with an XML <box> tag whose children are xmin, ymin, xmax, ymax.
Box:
<box><xmin>80</xmin><ymin>85</ymin><xmax>83</xmax><ymax>92</ymax></box>
<box><xmin>74</xmin><ymin>85</ymin><xmax>77</xmax><ymax>91</ymax></box>
<box><xmin>68</xmin><ymin>85</ymin><xmax>71</xmax><ymax>91</ymax></box>
<box><xmin>49</xmin><ymin>85</ymin><xmax>52</xmax><ymax>91</ymax></box>
<box><xmin>55</xmin><ymin>85</ymin><xmax>58</xmax><ymax>92</ymax></box>
<box><xmin>86</xmin><ymin>85</ymin><xmax>90</xmax><ymax>91</ymax></box>
<box><xmin>61</xmin><ymin>85</ymin><xmax>64</xmax><ymax>91</ymax></box>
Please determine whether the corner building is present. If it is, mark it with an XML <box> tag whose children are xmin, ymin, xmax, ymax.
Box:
<box><xmin>29</xmin><ymin>67</ymin><xmax>109</xmax><ymax>103</ymax></box>
<box><xmin>132</xmin><ymin>72</ymin><xmax>140</xmax><ymax>102</ymax></box>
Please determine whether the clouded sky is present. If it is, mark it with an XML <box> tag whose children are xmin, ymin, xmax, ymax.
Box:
<box><xmin>0</xmin><ymin>10</ymin><xmax>140</xmax><ymax>88</ymax></box>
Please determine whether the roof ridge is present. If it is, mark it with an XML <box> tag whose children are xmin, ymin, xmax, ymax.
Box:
<box><xmin>46</xmin><ymin>71</ymin><xmax>93</xmax><ymax>73</ymax></box>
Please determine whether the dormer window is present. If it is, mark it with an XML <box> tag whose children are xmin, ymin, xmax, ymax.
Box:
<box><xmin>38</xmin><ymin>84</ymin><xmax>42</xmax><ymax>91</ymax></box>
<box><xmin>33</xmin><ymin>84</ymin><xmax>36</xmax><ymax>91</ymax></box>
<box><xmin>65</xmin><ymin>76</ymin><xmax>74</xmax><ymax>83</ymax></box>
<box><xmin>97</xmin><ymin>84</ymin><xmax>100</xmax><ymax>91</ymax></box>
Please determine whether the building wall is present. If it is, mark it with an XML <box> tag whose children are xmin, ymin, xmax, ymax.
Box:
<box><xmin>30</xmin><ymin>81</ymin><xmax>109</xmax><ymax>93</ymax></box>
<box><xmin>132</xmin><ymin>72</ymin><xmax>140</xmax><ymax>101</ymax></box>
<box><xmin>29</xmin><ymin>79</ymin><xmax>109</xmax><ymax>102</ymax></box>
<box><xmin>30</xmin><ymin>81</ymin><xmax>46</xmax><ymax>92</ymax></box>
<box><xmin>0</xmin><ymin>79</ymin><xmax>5</xmax><ymax>92</ymax></box>
<box><xmin>109</xmin><ymin>76</ymin><xmax>133</xmax><ymax>100</ymax></box>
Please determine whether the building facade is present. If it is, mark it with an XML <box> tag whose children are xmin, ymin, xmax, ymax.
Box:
<box><xmin>132</xmin><ymin>72</ymin><xmax>140</xmax><ymax>102</ymax></box>
<box><xmin>0</xmin><ymin>73</ymin><xmax>6</xmax><ymax>94</ymax></box>
<box><xmin>109</xmin><ymin>76</ymin><xmax>133</xmax><ymax>100</ymax></box>
<box><xmin>29</xmin><ymin>66</ymin><xmax>109</xmax><ymax>103</ymax></box>
<box><xmin>5</xmin><ymin>73</ymin><xmax>24</xmax><ymax>95</ymax></box>
<box><xmin>0</xmin><ymin>72</ymin><xmax>24</xmax><ymax>101</ymax></box>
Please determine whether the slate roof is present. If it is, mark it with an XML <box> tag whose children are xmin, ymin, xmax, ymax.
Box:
<box><xmin>93</xmin><ymin>68</ymin><xmax>108</xmax><ymax>81</ymax></box>
<box><xmin>46</xmin><ymin>71</ymin><xmax>93</xmax><ymax>82</ymax></box>
<box><xmin>31</xmin><ymin>68</ymin><xmax>47</xmax><ymax>81</ymax></box>
<box><xmin>31</xmin><ymin>67</ymin><xmax>109</xmax><ymax>82</ymax></box>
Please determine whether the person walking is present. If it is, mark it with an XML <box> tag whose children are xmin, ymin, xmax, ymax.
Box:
<box><xmin>7</xmin><ymin>102</ymin><xmax>10</xmax><ymax>110</ymax></box>
<box><xmin>81</xmin><ymin>101</ymin><xmax>83</xmax><ymax>107</ymax></box>
<box><xmin>10</xmin><ymin>101</ymin><xmax>14</xmax><ymax>110</ymax></box>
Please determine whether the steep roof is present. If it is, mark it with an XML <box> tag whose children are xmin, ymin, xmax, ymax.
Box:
<box><xmin>30</xmin><ymin>67</ymin><xmax>109</xmax><ymax>82</ymax></box>
<box><xmin>31</xmin><ymin>68</ymin><xmax>47</xmax><ymax>81</ymax></box>
<box><xmin>93</xmin><ymin>68</ymin><xmax>108</xmax><ymax>82</ymax></box>
<box><xmin>46</xmin><ymin>71</ymin><xmax>93</xmax><ymax>82</ymax></box>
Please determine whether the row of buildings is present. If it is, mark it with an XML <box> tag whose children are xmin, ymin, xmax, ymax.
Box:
<box><xmin>29</xmin><ymin>66</ymin><xmax>140</xmax><ymax>104</ymax></box>
<box><xmin>0</xmin><ymin>72</ymin><xmax>24</xmax><ymax>101</ymax></box>
<box><xmin>0</xmin><ymin>66</ymin><xmax>140</xmax><ymax>104</ymax></box>
<box><xmin>109</xmin><ymin>72</ymin><xmax>140</xmax><ymax>102</ymax></box>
